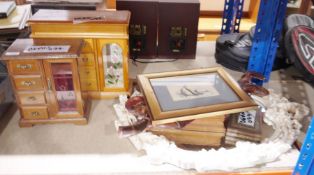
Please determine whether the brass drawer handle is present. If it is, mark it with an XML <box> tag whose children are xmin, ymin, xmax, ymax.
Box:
<box><xmin>81</xmin><ymin>57</ymin><xmax>89</xmax><ymax>62</ymax></box>
<box><xmin>17</xmin><ymin>64</ymin><xmax>32</xmax><ymax>70</ymax></box>
<box><xmin>47</xmin><ymin>78</ymin><xmax>52</xmax><ymax>91</ymax></box>
<box><xmin>31</xmin><ymin>111</ymin><xmax>40</xmax><ymax>117</ymax></box>
<box><xmin>28</xmin><ymin>96</ymin><xmax>37</xmax><ymax>101</ymax></box>
<box><xmin>22</xmin><ymin>81</ymin><xmax>34</xmax><ymax>86</ymax></box>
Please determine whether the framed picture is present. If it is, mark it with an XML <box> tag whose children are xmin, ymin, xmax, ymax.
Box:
<box><xmin>137</xmin><ymin>67</ymin><xmax>258</xmax><ymax>125</ymax></box>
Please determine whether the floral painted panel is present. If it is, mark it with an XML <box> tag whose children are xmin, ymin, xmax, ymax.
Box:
<box><xmin>102</xmin><ymin>43</ymin><xmax>124</xmax><ymax>88</ymax></box>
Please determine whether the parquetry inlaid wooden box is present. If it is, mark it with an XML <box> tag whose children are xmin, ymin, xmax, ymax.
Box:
<box><xmin>28</xmin><ymin>9</ymin><xmax>131</xmax><ymax>99</ymax></box>
<box><xmin>0</xmin><ymin>38</ymin><xmax>90</xmax><ymax>127</ymax></box>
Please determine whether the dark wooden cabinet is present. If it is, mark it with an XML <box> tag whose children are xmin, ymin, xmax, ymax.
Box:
<box><xmin>117</xmin><ymin>0</ymin><xmax>200</xmax><ymax>59</ymax></box>
<box><xmin>158</xmin><ymin>0</ymin><xmax>200</xmax><ymax>59</ymax></box>
<box><xmin>1</xmin><ymin>39</ymin><xmax>90</xmax><ymax>127</ymax></box>
<box><xmin>117</xmin><ymin>0</ymin><xmax>158</xmax><ymax>59</ymax></box>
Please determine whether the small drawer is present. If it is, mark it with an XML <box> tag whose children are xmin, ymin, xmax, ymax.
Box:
<box><xmin>82</xmin><ymin>39</ymin><xmax>94</xmax><ymax>53</ymax></box>
<box><xmin>9</xmin><ymin>60</ymin><xmax>41</xmax><ymax>75</ymax></box>
<box><xmin>78</xmin><ymin>68</ymin><xmax>96</xmax><ymax>79</ymax></box>
<box><xmin>80</xmin><ymin>79</ymin><xmax>98</xmax><ymax>91</ymax></box>
<box><xmin>13</xmin><ymin>75</ymin><xmax>44</xmax><ymax>91</ymax></box>
<box><xmin>78</xmin><ymin>53</ymin><xmax>96</xmax><ymax>67</ymax></box>
<box><xmin>21</xmin><ymin>106</ymin><xmax>49</xmax><ymax>120</ymax></box>
<box><xmin>18</xmin><ymin>91</ymin><xmax>46</xmax><ymax>105</ymax></box>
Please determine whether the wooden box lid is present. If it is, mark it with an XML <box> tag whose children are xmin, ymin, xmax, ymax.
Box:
<box><xmin>28</xmin><ymin>9</ymin><xmax>130</xmax><ymax>24</ymax></box>
<box><xmin>117</xmin><ymin>0</ymin><xmax>157</xmax><ymax>2</ymax></box>
<box><xmin>1</xmin><ymin>38</ymin><xmax>84</xmax><ymax>60</ymax></box>
<box><xmin>158</xmin><ymin>0</ymin><xmax>200</xmax><ymax>4</ymax></box>
<box><xmin>118</xmin><ymin>0</ymin><xmax>198</xmax><ymax>3</ymax></box>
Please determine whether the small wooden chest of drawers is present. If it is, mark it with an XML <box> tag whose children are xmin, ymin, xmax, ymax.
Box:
<box><xmin>1</xmin><ymin>39</ymin><xmax>90</xmax><ymax>127</ymax></box>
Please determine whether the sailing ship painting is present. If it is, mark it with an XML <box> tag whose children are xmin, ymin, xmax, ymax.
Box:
<box><xmin>167</xmin><ymin>85</ymin><xmax>219</xmax><ymax>101</ymax></box>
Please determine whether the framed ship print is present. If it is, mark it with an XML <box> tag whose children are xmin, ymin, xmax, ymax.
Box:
<box><xmin>137</xmin><ymin>67</ymin><xmax>258</xmax><ymax>125</ymax></box>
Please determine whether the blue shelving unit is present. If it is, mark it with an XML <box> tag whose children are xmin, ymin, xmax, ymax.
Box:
<box><xmin>221</xmin><ymin>0</ymin><xmax>288</xmax><ymax>83</ymax></box>
<box><xmin>247</xmin><ymin>0</ymin><xmax>288</xmax><ymax>83</ymax></box>
<box><xmin>293</xmin><ymin>117</ymin><xmax>314</xmax><ymax>175</ymax></box>
<box><xmin>221</xmin><ymin>1</ymin><xmax>314</xmax><ymax>174</ymax></box>
<box><xmin>221</xmin><ymin>0</ymin><xmax>245</xmax><ymax>34</ymax></box>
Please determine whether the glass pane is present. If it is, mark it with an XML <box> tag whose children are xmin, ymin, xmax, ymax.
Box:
<box><xmin>102</xmin><ymin>43</ymin><xmax>124</xmax><ymax>88</ymax></box>
<box><xmin>51</xmin><ymin>63</ymin><xmax>77</xmax><ymax>112</ymax></box>
<box><xmin>149</xmin><ymin>73</ymin><xmax>240</xmax><ymax>112</ymax></box>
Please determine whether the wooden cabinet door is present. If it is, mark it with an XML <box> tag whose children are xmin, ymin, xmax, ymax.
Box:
<box><xmin>96</xmin><ymin>39</ymin><xmax>129</xmax><ymax>92</ymax></box>
<box><xmin>43</xmin><ymin>59</ymin><xmax>84</xmax><ymax>118</ymax></box>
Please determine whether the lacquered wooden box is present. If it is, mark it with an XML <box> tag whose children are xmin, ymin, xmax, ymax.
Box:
<box><xmin>28</xmin><ymin>9</ymin><xmax>131</xmax><ymax>99</ymax></box>
<box><xmin>0</xmin><ymin>38</ymin><xmax>90</xmax><ymax>127</ymax></box>
<box><xmin>116</xmin><ymin>0</ymin><xmax>158</xmax><ymax>59</ymax></box>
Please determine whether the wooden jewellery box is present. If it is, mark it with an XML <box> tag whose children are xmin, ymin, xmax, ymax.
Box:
<box><xmin>1</xmin><ymin>38</ymin><xmax>90</xmax><ymax>127</ymax></box>
<box><xmin>28</xmin><ymin>9</ymin><xmax>131</xmax><ymax>99</ymax></box>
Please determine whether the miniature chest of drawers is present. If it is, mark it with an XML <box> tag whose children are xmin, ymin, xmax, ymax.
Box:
<box><xmin>28</xmin><ymin>9</ymin><xmax>131</xmax><ymax>99</ymax></box>
<box><xmin>1</xmin><ymin>39</ymin><xmax>90</xmax><ymax>127</ymax></box>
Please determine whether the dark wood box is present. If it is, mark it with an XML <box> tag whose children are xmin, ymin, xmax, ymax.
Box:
<box><xmin>117</xmin><ymin>0</ymin><xmax>158</xmax><ymax>59</ymax></box>
<box><xmin>158</xmin><ymin>0</ymin><xmax>200</xmax><ymax>59</ymax></box>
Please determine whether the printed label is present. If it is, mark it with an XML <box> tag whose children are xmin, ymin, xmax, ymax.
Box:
<box><xmin>24</xmin><ymin>45</ymin><xmax>71</xmax><ymax>53</ymax></box>
<box><xmin>237</xmin><ymin>110</ymin><xmax>256</xmax><ymax>128</ymax></box>
<box><xmin>5</xmin><ymin>52</ymin><xmax>20</xmax><ymax>56</ymax></box>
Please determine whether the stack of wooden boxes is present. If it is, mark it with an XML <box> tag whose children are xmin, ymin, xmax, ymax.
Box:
<box><xmin>137</xmin><ymin>68</ymin><xmax>258</xmax><ymax>147</ymax></box>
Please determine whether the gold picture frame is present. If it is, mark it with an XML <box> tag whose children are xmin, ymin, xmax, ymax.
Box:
<box><xmin>137</xmin><ymin>67</ymin><xmax>258</xmax><ymax>126</ymax></box>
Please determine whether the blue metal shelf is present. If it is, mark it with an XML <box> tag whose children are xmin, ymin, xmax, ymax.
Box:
<box><xmin>247</xmin><ymin>0</ymin><xmax>288</xmax><ymax>83</ymax></box>
<box><xmin>221</xmin><ymin>0</ymin><xmax>288</xmax><ymax>83</ymax></box>
<box><xmin>293</xmin><ymin>116</ymin><xmax>314</xmax><ymax>175</ymax></box>
<box><xmin>220</xmin><ymin>1</ymin><xmax>314</xmax><ymax>174</ymax></box>
<box><xmin>221</xmin><ymin>0</ymin><xmax>245</xmax><ymax>34</ymax></box>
